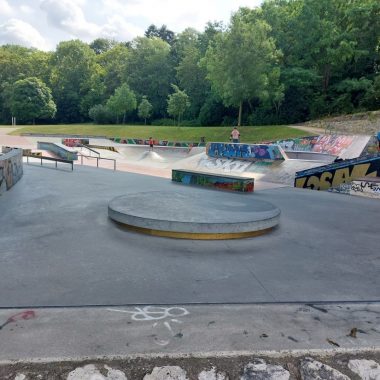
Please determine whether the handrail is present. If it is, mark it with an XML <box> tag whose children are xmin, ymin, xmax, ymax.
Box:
<box><xmin>26</xmin><ymin>154</ymin><xmax>73</xmax><ymax>171</ymax></box>
<box><xmin>78</xmin><ymin>153</ymin><xmax>116</xmax><ymax>171</ymax></box>
<box><xmin>78</xmin><ymin>144</ymin><xmax>100</xmax><ymax>157</ymax></box>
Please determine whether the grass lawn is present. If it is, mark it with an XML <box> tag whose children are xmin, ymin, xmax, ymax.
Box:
<box><xmin>6</xmin><ymin>124</ymin><xmax>311</xmax><ymax>143</ymax></box>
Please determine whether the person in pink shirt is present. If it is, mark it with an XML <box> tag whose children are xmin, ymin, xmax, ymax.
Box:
<box><xmin>230</xmin><ymin>127</ymin><xmax>240</xmax><ymax>143</ymax></box>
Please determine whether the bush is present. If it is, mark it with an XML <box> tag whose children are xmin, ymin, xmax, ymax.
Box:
<box><xmin>151</xmin><ymin>118</ymin><xmax>176</xmax><ymax>126</ymax></box>
<box><xmin>199</xmin><ymin>97</ymin><xmax>225</xmax><ymax>126</ymax></box>
<box><xmin>88</xmin><ymin>104</ymin><xmax>115</xmax><ymax>124</ymax></box>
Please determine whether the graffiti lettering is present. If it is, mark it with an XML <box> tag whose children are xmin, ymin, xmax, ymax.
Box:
<box><xmin>206</xmin><ymin>143</ymin><xmax>284</xmax><ymax>161</ymax></box>
<box><xmin>295</xmin><ymin>155</ymin><xmax>380</xmax><ymax>190</ymax></box>
<box><xmin>277</xmin><ymin>135</ymin><xmax>355</xmax><ymax>156</ymax></box>
<box><xmin>351</xmin><ymin>181</ymin><xmax>380</xmax><ymax>193</ymax></box>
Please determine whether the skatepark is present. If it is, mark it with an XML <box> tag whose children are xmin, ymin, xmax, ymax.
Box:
<box><xmin>0</xmin><ymin>130</ymin><xmax>379</xmax><ymax>378</ymax></box>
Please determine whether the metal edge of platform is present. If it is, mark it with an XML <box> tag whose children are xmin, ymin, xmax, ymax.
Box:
<box><xmin>111</xmin><ymin>219</ymin><xmax>277</xmax><ymax>240</ymax></box>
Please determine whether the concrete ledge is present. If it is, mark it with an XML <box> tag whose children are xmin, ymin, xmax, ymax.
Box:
<box><xmin>108</xmin><ymin>191</ymin><xmax>280</xmax><ymax>239</ymax></box>
<box><xmin>172</xmin><ymin>169</ymin><xmax>254</xmax><ymax>192</ymax></box>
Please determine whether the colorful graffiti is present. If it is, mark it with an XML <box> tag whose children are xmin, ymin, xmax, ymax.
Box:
<box><xmin>62</xmin><ymin>138</ymin><xmax>89</xmax><ymax>147</ymax></box>
<box><xmin>206</xmin><ymin>143</ymin><xmax>285</xmax><ymax>161</ymax></box>
<box><xmin>295</xmin><ymin>154</ymin><xmax>380</xmax><ymax>190</ymax></box>
<box><xmin>37</xmin><ymin>142</ymin><xmax>78</xmax><ymax>161</ymax></box>
<box><xmin>110</xmin><ymin>137</ymin><xmax>206</xmax><ymax>148</ymax></box>
<box><xmin>276</xmin><ymin>135</ymin><xmax>356</xmax><ymax>156</ymax></box>
<box><xmin>0</xmin><ymin>148</ymin><xmax>23</xmax><ymax>195</ymax></box>
<box><xmin>172</xmin><ymin>169</ymin><xmax>254</xmax><ymax>192</ymax></box>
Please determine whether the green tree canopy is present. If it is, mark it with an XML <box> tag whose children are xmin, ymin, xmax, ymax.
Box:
<box><xmin>127</xmin><ymin>37</ymin><xmax>174</xmax><ymax>117</ymax></box>
<box><xmin>167</xmin><ymin>85</ymin><xmax>190</xmax><ymax>125</ymax></box>
<box><xmin>138</xmin><ymin>96</ymin><xmax>153</xmax><ymax>124</ymax></box>
<box><xmin>10</xmin><ymin>77</ymin><xmax>56</xmax><ymax>123</ymax></box>
<box><xmin>203</xmin><ymin>9</ymin><xmax>282</xmax><ymax>126</ymax></box>
<box><xmin>51</xmin><ymin>40</ymin><xmax>102</xmax><ymax>122</ymax></box>
<box><xmin>106</xmin><ymin>83</ymin><xmax>137</xmax><ymax>123</ymax></box>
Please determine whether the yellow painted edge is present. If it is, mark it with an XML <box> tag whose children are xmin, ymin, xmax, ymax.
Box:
<box><xmin>115</xmin><ymin>221</ymin><xmax>274</xmax><ymax>240</ymax></box>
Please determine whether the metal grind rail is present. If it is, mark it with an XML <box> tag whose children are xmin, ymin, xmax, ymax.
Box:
<box><xmin>25</xmin><ymin>154</ymin><xmax>74</xmax><ymax>171</ymax></box>
<box><xmin>78</xmin><ymin>144</ymin><xmax>100</xmax><ymax>157</ymax></box>
<box><xmin>78</xmin><ymin>153</ymin><xmax>116</xmax><ymax>170</ymax></box>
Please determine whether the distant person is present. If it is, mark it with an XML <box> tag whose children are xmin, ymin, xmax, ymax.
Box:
<box><xmin>230</xmin><ymin>127</ymin><xmax>240</xmax><ymax>143</ymax></box>
<box><xmin>149</xmin><ymin>137</ymin><xmax>154</xmax><ymax>151</ymax></box>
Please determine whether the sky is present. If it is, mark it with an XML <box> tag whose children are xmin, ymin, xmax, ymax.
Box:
<box><xmin>0</xmin><ymin>0</ymin><xmax>263</xmax><ymax>51</ymax></box>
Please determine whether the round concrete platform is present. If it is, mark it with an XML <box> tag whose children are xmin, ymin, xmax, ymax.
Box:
<box><xmin>108</xmin><ymin>191</ymin><xmax>280</xmax><ymax>239</ymax></box>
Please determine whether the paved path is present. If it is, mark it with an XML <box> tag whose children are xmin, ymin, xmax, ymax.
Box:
<box><xmin>0</xmin><ymin>165</ymin><xmax>378</xmax><ymax>307</ymax></box>
<box><xmin>0</xmin><ymin>303</ymin><xmax>379</xmax><ymax>361</ymax></box>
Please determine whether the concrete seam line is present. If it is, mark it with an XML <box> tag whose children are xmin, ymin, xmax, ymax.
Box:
<box><xmin>0</xmin><ymin>300</ymin><xmax>380</xmax><ymax>309</ymax></box>
<box><xmin>1</xmin><ymin>347</ymin><xmax>380</xmax><ymax>365</ymax></box>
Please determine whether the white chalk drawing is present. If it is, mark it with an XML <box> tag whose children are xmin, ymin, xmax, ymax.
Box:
<box><xmin>108</xmin><ymin>306</ymin><xmax>189</xmax><ymax>321</ymax></box>
<box><xmin>108</xmin><ymin>306</ymin><xmax>189</xmax><ymax>346</ymax></box>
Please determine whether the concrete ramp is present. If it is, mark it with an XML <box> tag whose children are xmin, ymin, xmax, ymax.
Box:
<box><xmin>278</xmin><ymin>134</ymin><xmax>371</xmax><ymax>159</ymax></box>
<box><xmin>295</xmin><ymin>153</ymin><xmax>380</xmax><ymax>190</ymax></box>
<box><xmin>138</xmin><ymin>151</ymin><xmax>166</xmax><ymax>162</ymax></box>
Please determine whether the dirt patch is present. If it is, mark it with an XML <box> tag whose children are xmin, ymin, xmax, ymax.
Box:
<box><xmin>299</xmin><ymin>111</ymin><xmax>380</xmax><ymax>135</ymax></box>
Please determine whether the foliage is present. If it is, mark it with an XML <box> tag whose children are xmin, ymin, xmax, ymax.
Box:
<box><xmin>10</xmin><ymin>77</ymin><xmax>56</xmax><ymax>123</ymax></box>
<box><xmin>88</xmin><ymin>104</ymin><xmax>114</xmax><ymax>124</ymax></box>
<box><xmin>127</xmin><ymin>37</ymin><xmax>174</xmax><ymax>117</ymax></box>
<box><xmin>0</xmin><ymin>0</ymin><xmax>379</xmax><ymax>125</ymax></box>
<box><xmin>145</xmin><ymin>24</ymin><xmax>175</xmax><ymax>45</ymax></box>
<box><xmin>106</xmin><ymin>83</ymin><xmax>137</xmax><ymax>123</ymax></box>
<box><xmin>202</xmin><ymin>9</ymin><xmax>282</xmax><ymax>126</ymax></box>
<box><xmin>167</xmin><ymin>85</ymin><xmax>190</xmax><ymax>125</ymax></box>
<box><xmin>138</xmin><ymin>96</ymin><xmax>153</xmax><ymax>124</ymax></box>
<box><xmin>50</xmin><ymin>40</ymin><xmax>102</xmax><ymax>123</ymax></box>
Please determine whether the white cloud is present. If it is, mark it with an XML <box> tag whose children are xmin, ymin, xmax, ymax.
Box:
<box><xmin>40</xmin><ymin>0</ymin><xmax>101</xmax><ymax>39</ymax></box>
<box><xmin>100</xmin><ymin>15</ymin><xmax>144</xmax><ymax>41</ymax></box>
<box><xmin>0</xmin><ymin>0</ymin><xmax>12</xmax><ymax>15</ymax></box>
<box><xmin>101</xmin><ymin>0</ymin><xmax>263</xmax><ymax>33</ymax></box>
<box><xmin>19</xmin><ymin>5</ymin><xmax>35</xmax><ymax>14</ymax></box>
<box><xmin>0</xmin><ymin>0</ymin><xmax>264</xmax><ymax>49</ymax></box>
<box><xmin>0</xmin><ymin>18</ymin><xmax>49</xmax><ymax>49</ymax></box>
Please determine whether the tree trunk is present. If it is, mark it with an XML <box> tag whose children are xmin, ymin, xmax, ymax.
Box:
<box><xmin>323</xmin><ymin>64</ymin><xmax>331</xmax><ymax>93</ymax></box>
<box><xmin>238</xmin><ymin>101</ymin><xmax>243</xmax><ymax>127</ymax></box>
<box><xmin>122</xmin><ymin>112</ymin><xmax>126</xmax><ymax>124</ymax></box>
<box><xmin>144</xmin><ymin>118</ymin><xmax>146</xmax><ymax>125</ymax></box>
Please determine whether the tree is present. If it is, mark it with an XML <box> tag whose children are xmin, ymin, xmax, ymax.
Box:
<box><xmin>203</xmin><ymin>9</ymin><xmax>282</xmax><ymax>127</ymax></box>
<box><xmin>167</xmin><ymin>85</ymin><xmax>190</xmax><ymax>125</ymax></box>
<box><xmin>106</xmin><ymin>83</ymin><xmax>137</xmax><ymax>123</ymax></box>
<box><xmin>90</xmin><ymin>38</ymin><xmax>117</xmax><ymax>54</ymax></box>
<box><xmin>10</xmin><ymin>77</ymin><xmax>56</xmax><ymax>123</ymax></box>
<box><xmin>127</xmin><ymin>37</ymin><xmax>174</xmax><ymax>117</ymax></box>
<box><xmin>145</xmin><ymin>24</ymin><xmax>175</xmax><ymax>45</ymax></box>
<box><xmin>138</xmin><ymin>96</ymin><xmax>153</xmax><ymax>124</ymax></box>
<box><xmin>88</xmin><ymin>104</ymin><xmax>114</xmax><ymax>124</ymax></box>
<box><xmin>51</xmin><ymin>40</ymin><xmax>102</xmax><ymax>122</ymax></box>
<box><xmin>0</xmin><ymin>45</ymin><xmax>53</xmax><ymax>123</ymax></box>
<box><xmin>96</xmin><ymin>44</ymin><xmax>130</xmax><ymax>98</ymax></box>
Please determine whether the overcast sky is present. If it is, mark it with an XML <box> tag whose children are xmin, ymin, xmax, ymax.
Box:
<box><xmin>0</xmin><ymin>0</ymin><xmax>263</xmax><ymax>51</ymax></box>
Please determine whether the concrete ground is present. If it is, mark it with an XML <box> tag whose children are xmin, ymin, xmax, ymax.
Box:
<box><xmin>0</xmin><ymin>155</ymin><xmax>379</xmax><ymax>375</ymax></box>
<box><xmin>1</xmin><ymin>164</ymin><xmax>379</xmax><ymax>307</ymax></box>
